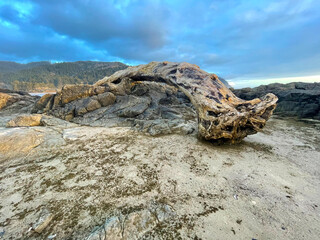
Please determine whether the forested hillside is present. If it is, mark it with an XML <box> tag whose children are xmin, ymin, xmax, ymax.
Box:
<box><xmin>0</xmin><ymin>61</ymin><xmax>51</xmax><ymax>73</ymax></box>
<box><xmin>0</xmin><ymin>61</ymin><xmax>128</xmax><ymax>91</ymax></box>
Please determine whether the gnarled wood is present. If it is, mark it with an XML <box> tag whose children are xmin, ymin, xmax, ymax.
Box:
<box><xmin>96</xmin><ymin>61</ymin><xmax>278</xmax><ymax>142</ymax></box>
<box><xmin>34</xmin><ymin>61</ymin><xmax>277</xmax><ymax>142</ymax></box>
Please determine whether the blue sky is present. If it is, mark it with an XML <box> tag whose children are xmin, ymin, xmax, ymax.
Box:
<box><xmin>0</xmin><ymin>0</ymin><xmax>320</xmax><ymax>87</ymax></box>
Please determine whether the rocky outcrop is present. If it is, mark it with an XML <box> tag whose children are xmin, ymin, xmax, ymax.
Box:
<box><xmin>232</xmin><ymin>82</ymin><xmax>320</xmax><ymax>120</ymax></box>
<box><xmin>33</xmin><ymin>61</ymin><xmax>277</xmax><ymax>142</ymax></box>
<box><xmin>33</xmin><ymin>82</ymin><xmax>197</xmax><ymax>136</ymax></box>
<box><xmin>6</xmin><ymin>114</ymin><xmax>43</xmax><ymax>127</ymax></box>
<box><xmin>0</xmin><ymin>88</ymin><xmax>39</xmax><ymax>114</ymax></box>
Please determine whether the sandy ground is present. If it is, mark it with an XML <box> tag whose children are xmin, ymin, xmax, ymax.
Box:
<box><xmin>0</xmin><ymin>117</ymin><xmax>319</xmax><ymax>239</ymax></box>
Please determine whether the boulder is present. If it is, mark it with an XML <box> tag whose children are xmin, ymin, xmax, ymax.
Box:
<box><xmin>31</xmin><ymin>93</ymin><xmax>54</xmax><ymax>113</ymax></box>
<box><xmin>73</xmin><ymin>97</ymin><xmax>102</xmax><ymax>115</ymax></box>
<box><xmin>0</xmin><ymin>88</ymin><xmax>39</xmax><ymax>114</ymax></box>
<box><xmin>85</xmin><ymin>98</ymin><xmax>101</xmax><ymax>112</ymax></box>
<box><xmin>232</xmin><ymin>82</ymin><xmax>320</xmax><ymax>120</ymax></box>
<box><xmin>34</xmin><ymin>61</ymin><xmax>277</xmax><ymax>142</ymax></box>
<box><xmin>59</xmin><ymin>84</ymin><xmax>97</xmax><ymax>105</ymax></box>
<box><xmin>97</xmin><ymin>92</ymin><xmax>116</xmax><ymax>107</ymax></box>
<box><xmin>6</xmin><ymin>114</ymin><xmax>43</xmax><ymax>127</ymax></box>
<box><xmin>112</xmin><ymin>95</ymin><xmax>151</xmax><ymax>118</ymax></box>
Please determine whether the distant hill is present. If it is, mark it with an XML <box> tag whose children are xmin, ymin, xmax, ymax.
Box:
<box><xmin>0</xmin><ymin>61</ymin><xmax>231</xmax><ymax>92</ymax></box>
<box><xmin>0</xmin><ymin>61</ymin><xmax>128</xmax><ymax>92</ymax></box>
<box><xmin>0</xmin><ymin>61</ymin><xmax>51</xmax><ymax>73</ymax></box>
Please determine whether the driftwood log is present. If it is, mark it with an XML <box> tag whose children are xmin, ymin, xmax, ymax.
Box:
<box><xmin>95</xmin><ymin>62</ymin><xmax>278</xmax><ymax>142</ymax></box>
<box><xmin>33</xmin><ymin>62</ymin><xmax>278</xmax><ymax>142</ymax></box>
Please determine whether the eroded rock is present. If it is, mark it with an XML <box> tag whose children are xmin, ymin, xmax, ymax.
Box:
<box><xmin>97</xmin><ymin>92</ymin><xmax>116</xmax><ymax>107</ymax></box>
<box><xmin>6</xmin><ymin>114</ymin><xmax>43</xmax><ymax>127</ymax></box>
<box><xmin>32</xmin><ymin>93</ymin><xmax>54</xmax><ymax>113</ymax></box>
<box><xmin>34</xmin><ymin>79</ymin><xmax>196</xmax><ymax>136</ymax></box>
<box><xmin>0</xmin><ymin>88</ymin><xmax>39</xmax><ymax>114</ymax></box>
<box><xmin>232</xmin><ymin>82</ymin><xmax>320</xmax><ymax>120</ymax></box>
<box><xmin>33</xmin><ymin>62</ymin><xmax>277</xmax><ymax>142</ymax></box>
<box><xmin>58</xmin><ymin>84</ymin><xmax>98</xmax><ymax>105</ymax></box>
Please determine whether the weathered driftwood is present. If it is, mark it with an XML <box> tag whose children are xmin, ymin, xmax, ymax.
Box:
<box><xmin>33</xmin><ymin>61</ymin><xmax>277</xmax><ymax>142</ymax></box>
<box><xmin>95</xmin><ymin>62</ymin><xmax>278</xmax><ymax>142</ymax></box>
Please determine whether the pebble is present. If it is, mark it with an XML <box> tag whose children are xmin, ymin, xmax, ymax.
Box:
<box><xmin>48</xmin><ymin>234</ymin><xmax>57</xmax><ymax>239</ymax></box>
<box><xmin>33</xmin><ymin>209</ymin><xmax>53</xmax><ymax>233</ymax></box>
<box><xmin>95</xmin><ymin>170</ymin><xmax>103</xmax><ymax>176</ymax></box>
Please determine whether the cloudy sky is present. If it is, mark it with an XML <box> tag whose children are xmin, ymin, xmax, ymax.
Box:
<box><xmin>0</xmin><ymin>0</ymin><xmax>320</xmax><ymax>87</ymax></box>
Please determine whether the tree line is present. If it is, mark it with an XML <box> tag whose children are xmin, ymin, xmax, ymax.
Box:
<box><xmin>0</xmin><ymin>61</ymin><xmax>128</xmax><ymax>91</ymax></box>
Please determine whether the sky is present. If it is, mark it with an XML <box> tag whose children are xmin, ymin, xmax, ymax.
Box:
<box><xmin>0</xmin><ymin>0</ymin><xmax>320</xmax><ymax>88</ymax></box>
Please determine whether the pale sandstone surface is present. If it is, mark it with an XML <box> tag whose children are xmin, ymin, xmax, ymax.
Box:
<box><xmin>6</xmin><ymin>114</ymin><xmax>43</xmax><ymax>127</ymax></box>
<box><xmin>0</xmin><ymin>117</ymin><xmax>319</xmax><ymax>239</ymax></box>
